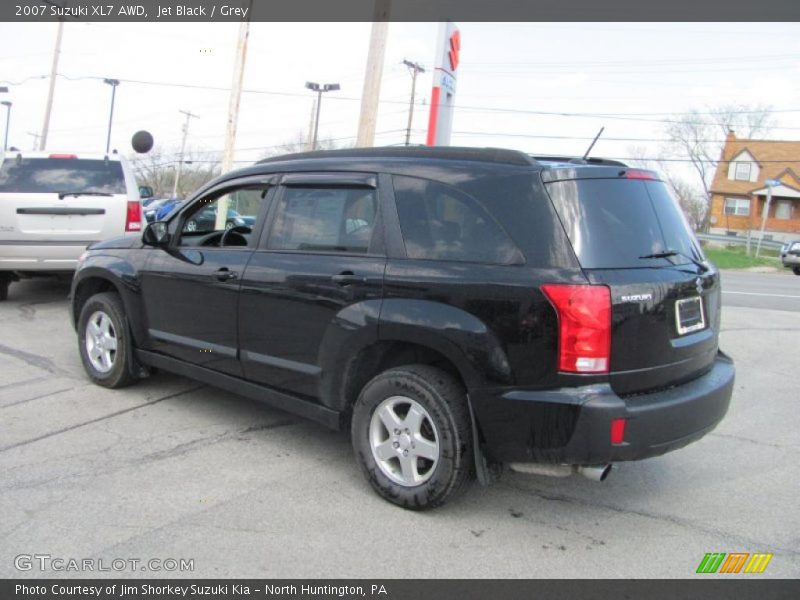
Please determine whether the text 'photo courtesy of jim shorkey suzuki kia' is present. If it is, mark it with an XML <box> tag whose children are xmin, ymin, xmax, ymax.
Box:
<box><xmin>68</xmin><ymin>146</ymin><xmax>735</xmax><ymax>510</ymax></box>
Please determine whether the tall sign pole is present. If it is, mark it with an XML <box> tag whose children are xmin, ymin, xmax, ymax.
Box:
<box><xmin>426</xmin><ymin>22</ymin><xmax>460</xmax><ymax>146</ymax></box>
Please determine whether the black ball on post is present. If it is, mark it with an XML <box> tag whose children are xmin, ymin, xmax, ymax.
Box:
<box><xmin>131</xmin><ymin>130</ymin><xmax>154</xmax><ymax>154</ymax></box>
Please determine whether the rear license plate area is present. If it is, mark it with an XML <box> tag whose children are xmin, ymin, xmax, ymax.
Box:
<box><xmin>675</xmin><ymin>296</ymin><xmax>705</xmax><ymax>335</ymax></box>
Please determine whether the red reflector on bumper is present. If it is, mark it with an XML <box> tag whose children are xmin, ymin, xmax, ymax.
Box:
<box><xmin>610</xmin><ymin>418</ymin><xmax>626</xmax><ymax>445</ymax></box>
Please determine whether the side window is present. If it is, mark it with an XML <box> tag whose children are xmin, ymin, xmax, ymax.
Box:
<box><xmin>178</xmin><ymin>185</ymin><xmax>270</xmax><ymax>248</ymax></box>
<box><xmin>393</xmin><ymin>176</ymin><xmax>522</xmax><ymax>264</ymax></box>
<box><xmin>268</xmin><ymin>187</ymin><xmax>378</xmax><ymax>254</ymax></box>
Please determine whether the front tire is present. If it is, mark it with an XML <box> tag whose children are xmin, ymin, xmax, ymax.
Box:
<box><xmin>77</xmin><ymin>292</ymin><xmax>138</xmax><ymax>388</ymax></box>
<box><xmin>351</xmin><ymin>364</ymin><xmax>473</xmax><ymax>510</ymax></box>
<box><xmin>793</xmin><ymin>266</ymin><xmax>800</xmax><ymax>276</ymax></box>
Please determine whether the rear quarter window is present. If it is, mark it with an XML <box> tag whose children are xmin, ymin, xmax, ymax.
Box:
<box><xmin>393</xmin><ymin>175</ymin><xmax>523</xmax><ymax>265</ymax></box>
<box><xmin>545</xmin><ymin>178</ymin><xmax>701</xmax><ymax>269</ymax></box>
<box><xmin>0</xmin><ymin>158</ymin><xmax>126</xmax><ymax>194</ymax></box>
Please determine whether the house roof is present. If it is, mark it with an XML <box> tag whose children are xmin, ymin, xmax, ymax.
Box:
<box><xmin>710</xmin><ymin>132</ymin><xmax>800</xmax><ymax>197</ymax></box>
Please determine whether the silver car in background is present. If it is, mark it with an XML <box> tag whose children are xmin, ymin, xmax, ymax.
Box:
<box><xmin>0</xmin><ymin>151</ymin><xmax>147</xmax><ymax>300</ymax></box>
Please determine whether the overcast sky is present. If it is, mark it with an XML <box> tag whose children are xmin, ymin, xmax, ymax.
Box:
<box><xmin>2</xmin><ymin>21</ymin><xmax>799</xmax><ymax>180</ymax></box>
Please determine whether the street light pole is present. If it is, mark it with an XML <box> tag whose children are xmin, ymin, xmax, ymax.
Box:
<box><xmin>402</xmin><ymin>60</ymin><xmax>425</xmax><ymax>146</ymax></box>
<box><xmin>103</xmin><ymin>78</ymin><xmax>120</xmax><ymax>154</ymax></box>
<box><xmin>305</xmin><ymin>82</ymin><xmax>340</xmax><ymax>150</ymax></box>
<box><xmin>1</xmin><ymin>101</ymin><xmax>11</xmax><ymax>152</ymax></box>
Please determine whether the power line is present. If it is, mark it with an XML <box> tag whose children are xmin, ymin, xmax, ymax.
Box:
<box><xmin>467</xmin><ymin>52</ymin><xmax>800</xmax><ymax>67</ymax></box>
<box><xmin>10</xmin><ymin>72</ymin><xmax>799</xmax><ymax>140</ymax></box>
<box><xmin>47</xmin><ymin>73</ymin><xmax>800</xmax><ymax>129</ymax></box>
<box><xmin>445</xmin><ymin>130</ymin><xmax>735</xmax><ymax>143</ymax></box>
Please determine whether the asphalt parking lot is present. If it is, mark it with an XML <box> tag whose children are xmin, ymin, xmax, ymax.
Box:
<box><xmin>1</xmin><ymin>272</ymin><xmax>798</xmax><ymax>579</ymax></box>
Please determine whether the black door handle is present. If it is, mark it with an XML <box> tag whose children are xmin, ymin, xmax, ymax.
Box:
<box><xmin>332</xmin><ymin>271</ymin><xmax>367</xmax><ymax>286</ymax></box>
<box><xmin>215</xmin><ymin>267</ymin><xmax>238</xmax><ymax>282</ymax></box>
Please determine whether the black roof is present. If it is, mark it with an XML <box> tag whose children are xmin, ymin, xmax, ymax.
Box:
<box><xmin>257</xmin><ymin>146</ymin><xmax>630</xmax><ymax>171</ymax></box>
<box><xmin>258</xmin><ymin>146</ymin><xmax>537</xmax><ymax>167</ymax></box>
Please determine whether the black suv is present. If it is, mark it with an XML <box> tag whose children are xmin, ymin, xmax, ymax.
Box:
<box><xmin>70</xmin><ymin>147</ymin><xmax>734</xmax><ymax>509</ymax></box>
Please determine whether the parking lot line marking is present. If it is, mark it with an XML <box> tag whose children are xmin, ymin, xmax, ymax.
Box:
<box><xmin>0</xmin><ymin>385</ymin><xmax>204</xmax><ymax>453</ymax></box>
<box><xmin>722</xmin><ymin>291</ymin><xmax>800</xmax><ymax>299</ymax></box>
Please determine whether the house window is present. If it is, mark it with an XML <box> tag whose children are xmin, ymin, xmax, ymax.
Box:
<box><xmin>775</xmin><ymin>200</ymin><xmax>792</xmax><ymax>220</ymax></box>
<box><xmin>724</xmin><ymin>197</ymin><xmax>750</xmax><ymax>216</ymax></box>
<box><xmin>733</xmin><ymin>162</ymin><xmax>752</xmax><ymax>181</ymax></box>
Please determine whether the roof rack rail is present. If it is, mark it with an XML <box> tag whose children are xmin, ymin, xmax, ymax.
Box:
<box><xmin>532</xmin><ymin>155</ymin><xmax>628</xmax><ymax>167</ymax></box>
<box><xmin>259</xmin><ymin>146</ymin><xmax>538</xmax><ymax>167</ymax></box>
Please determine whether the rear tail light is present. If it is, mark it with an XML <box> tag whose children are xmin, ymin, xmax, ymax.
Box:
<box><xmin>541</xmin><ymin>284</ymin><xmax>611</xmax><ymax>373</ymax></box>
<box><xmin>125</xmin><ymin>200</ymin><xmax>142</xmax><ymax>232</ymax></box>
<box><xmin>623</xmin><ymin>169</ymin><xmax>657</xmax><ymax>180</ymax></box>
<box><xmin>48</xmin><ymin>154</ymin><xmax>78</xmax><ymax>159</ymax></box>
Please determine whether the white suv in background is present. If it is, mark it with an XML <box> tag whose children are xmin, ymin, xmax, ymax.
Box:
<box><xmin>0</xmin><ymin>151</ymin><xmax>149</xmax><ymax>300</ymax></box>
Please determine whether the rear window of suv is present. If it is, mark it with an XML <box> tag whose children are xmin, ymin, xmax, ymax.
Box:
<box><xmin>545</xmin><ymin>177</ymin><xmax>701</xmax><ymax>269</ymax></box>
<box><xmin>0</xmin><ymin>158</ymin><xmax>126</xmax><ymax>194</ymax></box>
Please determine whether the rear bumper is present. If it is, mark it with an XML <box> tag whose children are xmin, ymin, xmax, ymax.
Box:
<box><xmin>472</xmin><ymin>351</ymin><xmax>735</xmax><ymax>465</ymax></box>
<box><xmin>781</xmin><ymin>254</ymin><xmax>800</xmax><ymax>267</ymax></box>
<box><xmin>0</xmin><ymin>242</ymin><xmax>95</xmax><ymax>272</ymax></box>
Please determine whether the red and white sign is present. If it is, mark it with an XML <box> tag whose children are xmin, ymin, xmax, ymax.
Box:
<box><xmin>427</xmin><ymin>22</ymin><xmax>460</xmax><ymax>147</ymax></box>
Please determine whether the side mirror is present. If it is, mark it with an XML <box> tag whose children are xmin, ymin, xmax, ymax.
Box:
<box><xmin>139</xmin><ymin>185</ymin><xmax>154</xmax><ymax>199</ymax></box>
<box><xmin>142</xmin><ymin>221</ymin><xmax>170</xmax><ymax>247</ymax></box>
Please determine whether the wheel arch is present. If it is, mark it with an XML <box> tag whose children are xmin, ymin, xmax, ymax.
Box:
<box><xmin>71</xmin><ymin>259</ymin><xmax>146</xmax><ymax>346</ymax></box>
<box><xmin>71</xmin><ymin>273</ymin><xmax>124</xmax><ymax>329</ymax></box>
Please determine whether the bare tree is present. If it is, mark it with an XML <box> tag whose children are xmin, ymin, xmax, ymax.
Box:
<box><xmin>259</xmin><ymin>131</ymin><xmax>352</xmax><ymax>160</ymax></box>
<box><xmin>663</xmin><ymin>104</ymin><xmax>776</xmax><ymax>231</ymax></box>
<box><xmin>627</xmin><ymin>144</ymin><xmax>706</xmax><ymax>230</ymax></box>
<box><xmin>667</xmin><ymin>176</ymin><xmax>706</xmax><ymax>231</ymax></box>
<box><xmin>130</xmin><ymin>134</ymin><xmax>356</xmax><ymax>198</ymax></box>
<box><xmin>129</xmin><ymin>146</ymin><xmax>220</xmax><ymax>198</ymax></box>
<box><xmin>709</xmin><ymin>103</ymin><xmax>776</xmax><ymax>138</ymax></box>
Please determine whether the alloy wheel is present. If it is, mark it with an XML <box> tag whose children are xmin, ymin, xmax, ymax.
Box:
<box><xmin>369</xmin><ymin>395</ymin><xmax>440</xmax><ymax>486</ymax></box>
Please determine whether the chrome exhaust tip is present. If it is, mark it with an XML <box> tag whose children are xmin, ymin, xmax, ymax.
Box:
<box><xmin>576</xmin><ymin>464</ymin><xmax>612</xmax><ymax>482</ymax></box>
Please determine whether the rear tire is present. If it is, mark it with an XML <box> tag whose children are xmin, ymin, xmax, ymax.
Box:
<box><xmin>351</xmin><ymin>364</ymin><xmax>473</xmax><ymax>510</ymax></box>
<box><xmin>77</xmin><ymin>292</ymin><xmax>138</xmax><ymax>388</ymax></box>
<box><xmin>0</xmin><ymin>272</ymin><xmax>12</xmax><ymax>301</ymax></box>
<box><xmin>793</xmin><ymin>266</ymin><xmax>800</xmax><ymax>276</ymax></box>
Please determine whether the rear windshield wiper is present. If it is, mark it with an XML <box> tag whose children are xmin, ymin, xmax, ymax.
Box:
<box><xmin>639</xmin><ymin>249</ymin><xmax>709</xmax><ymax>272</ymax></box>
<box><xmin>57</xmin><ymin>191</ymin><xmax>113</xmax><ymax>200</ymax></box>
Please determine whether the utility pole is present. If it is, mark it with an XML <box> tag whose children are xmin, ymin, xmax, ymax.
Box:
<box><xmin>27</xmin><ymin>132</ymin><xmax>41</xmax><ymax>151</ymax></box>
<box><xmin>40</xmin><ymin>20</ymin><xmax>64</xmax><ymax>150</ymax></box>
<box><xmin>216</xmin><ymin>0</ymin><xmax>253</xmax><ymax>231</ymax></box>
<box><xmin>402</xmin><ymin>60</ymin><xmax>425</xmax><ymax>146</ymax></box>
<box><xmin>1</xmin><ymin>101</ymin><xmax>11</xmax><ymax>152</ymax></box>
<box><xmin>103</xmin><ymin>78</ymin><xmax>120</xmax><ymax>154</ymax></box>
<box><xmin>355</xmin><ymin>0</ymin><xmax>390</xmax><ymax>147</ymax></box>
<box><xmin>305</xmin><ymin>82</ymin><xmax>340</xmax><ymax>151</ymax></box>
<box><xmin>172</xmin><ymin>110</ymin><xmax>199</xmax><ymax>198</ymax></box>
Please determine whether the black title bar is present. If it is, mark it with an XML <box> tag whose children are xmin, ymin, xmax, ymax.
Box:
<box><xmin>4</xmin><ymin>0</ymin><xmax>800</xmax><ymax>22</ymax></box>
<box><xmin>3</xmin><ymin>579</ymin><xmax>800</xmax><ymax>600</ymax></box>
